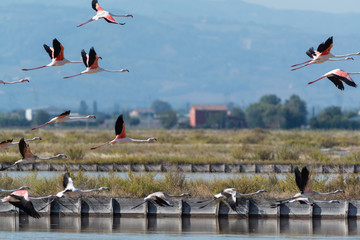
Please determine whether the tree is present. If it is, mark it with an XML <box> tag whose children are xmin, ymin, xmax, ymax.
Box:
<box><xmin>151</xmin><ymin>100</ymin><xmax>172</xmax><ymax>114</ymax></box>
<box><xmin>228</xmin><ymin>107</ymin><xmax>246</xmax><ymax>128</ymax></box>
<box><xmin>160</xmin><ymin>110</ymin><xmax>177</xmax><ymax>129</ymax></box>
<box><xmin>129</xmin><ymin>117</ymin><xmax>140</xmax><ymax>126</ymax></box>
<box><xmin>260</xmin><ymin>94</ymin><xmax>281</xmax><ymax>105</ymax></box>
<box><xmin>32</xmin><ymin>110</ymin><xmax>50</xmax><ymax>126</ymax></box>
<box><xmin>282</xmin><ymin>94</ymin><xmax>307</xmax><ymax>129</ymax></box>
<box><xmin>246</xmin><ymin>103</ymin><xmax>266</xmax><ymax>128</ymax></box>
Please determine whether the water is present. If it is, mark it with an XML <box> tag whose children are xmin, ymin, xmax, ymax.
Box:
<box><xmin>0</xmin><ymin>216</ymin><xmax>359</xmax><ymax>239</ymax></box>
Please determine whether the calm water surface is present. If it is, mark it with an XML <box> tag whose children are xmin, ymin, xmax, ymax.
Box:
<box><xmin>0</xmin><ymin>216</ymin><xmax>360</xmax><ymax>239</ymax></box>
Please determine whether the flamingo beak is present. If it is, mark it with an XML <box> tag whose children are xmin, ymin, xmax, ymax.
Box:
<box><xmin>99</xmin><ymin>57</ymin><xmax>102</xmax><ymax>60</ymax></box>
<box><xmin>126</xmin><ymin>14</ymin><xmax>133</xmax><ymax>18</ymax></box>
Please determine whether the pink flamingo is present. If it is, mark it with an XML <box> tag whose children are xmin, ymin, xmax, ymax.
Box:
<box><xmin>308</xmin><ymin>69</ymin><xmax>358</xmax><ymax>90</ymax></box>
<box><xmin>63</xmin><ymin>47</ymin><xmax>129</xmax><ymax>79</ymax></box>
<box><xmin>1</xmin><ymin>190</ymin><xmax>41</xmax><ymax>218</ymax></box>
<box><xmin>32</xmin><ymin>110</ymin><xmax>96</xmax><ymax>130</ymax></box>
<box><xmin>0</xmin><ymin>78</ymin><xmax>29</xmax><ymax>85</ymax></box>
<box><xmin>90</xmin><ymin>114</ymin><xmax>157</xmax><ymax>150</ymax></box>
<box><xmin>77</xmin><ymin>0</ymin><xmax>133</xmax><ymax>27</ymax></box>
<box><xmin>0</xmin><ymin>137</ymin><xmax>41</xmax><ymax>149</ymax></box>
<box><xmin>291</xmin><ymin>36</ymin><xmax>359</xmax><ymax>71</ymax></box>
<box><xmin>22</xmin><ymin>38</ymin><xmax>81</xmax><ymax>71</ymax></box>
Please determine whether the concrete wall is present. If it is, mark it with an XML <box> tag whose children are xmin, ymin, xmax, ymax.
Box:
<box><xmin>2</xmin><ymin>163</ymin><xmax>360</xmax><ymax>173</ymax></box>
<box><xmin>1</xmin><ymin>198</ymin><xmax>359</xmax><ymax>218</ymax></box>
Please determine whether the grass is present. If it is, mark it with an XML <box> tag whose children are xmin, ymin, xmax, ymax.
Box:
<box><xmin>1</xmin><ymin>129</ymin><xmax>360</xmax><ymax>165</ymax></box>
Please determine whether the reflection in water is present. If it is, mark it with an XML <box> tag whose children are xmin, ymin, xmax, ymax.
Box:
<box><xmin>0</xmin><ymin>215</ymin><xmax>360</xmax><ymax>236</ymax></box>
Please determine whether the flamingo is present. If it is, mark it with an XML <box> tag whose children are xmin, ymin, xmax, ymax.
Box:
<box><xmin>55</xmin><ymin>172</ymin><xmax>109</xmax><ymax>198</ymax></box>
<box><xmin>63</xmin><ymin>47</ymin><xmax>129</xmax><ymax>79</ymax></box>
<box><xmin>90</xmin><ymin>114</ymin><xmax>157</xmax><ymax>150</ymax></box>
<box><xmin>22</xmin><ymin>38</ymin><xmax>82</xmax><ymax>71</ymax></box>
<box><xmin>0</xmin><ymin>138</ymin><xmax>66</xmax><ymax>171</ymax></box>
<box><xmin>0</xmin><ymin>137</ymin><xmax>41</xmax><ymax>149</ymax></box>
<box><xmin>1</xmin><ymin>190</ymin><xmax>40</xmax><ymax>218</ymax></box>
<box><xmin>197</xmin><ymin>188</ymin><xmax>266</xmax><ymax>214</ymax></box>
<box><xmin>32</xmin><ymin>110</ymin><xmax>96</xmax><ymax>130</ymax></box>
<box><xmin>131</xmin><ymin>192</ymin><xmax>191</xmax><ymax>209</ymax></box>
<box><xmin>291</xmin><ymin>36</ymin><xmax>359</xmax><ymax>71</ymax></box>
<box><xmin>77</xmin><ymin>0</ymin><xmax>133</xmax><ymax>27</ymax></box>
<box><xmin>271</xmin><ymin>166</ymin><xmax>344</xmax><ymax>207</ymax></box>
<box><xmin>0</xmin><ymin>186</ymin><xmax>30</xmax><ymax>193</ymax></box>
<box><xmin>308</xmin><ymin>69</ymin><xmax>358</xmax><ymax>90</ymax></box>
<box><xmin>0</xmin><ymin>78</ymin><xmax>29</xmax><ymax>85</ymax></box>
<box><xmin>271</xmin><ymin>197</ymin><xmax>340</xmax><ymax>207</ymax></box>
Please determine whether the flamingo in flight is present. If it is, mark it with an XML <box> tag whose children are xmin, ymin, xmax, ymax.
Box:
<box><xmin>77</xmin><ymin>0</ymin><xmax>133</xmax><ymax>27</ymax></box>
<box><xmin>32</xmin><ymin>110</ymin><xmax>96</xmax><ymax>130</ymax></box>
<box><xmin>22</xmin><ymin>38</ymin><xmax>81</xmax><ymax>71</ymax></box>
<box><xmin>197</xmin><ymin>188</ymin><xmax>266</xmax><ymax>214</ymax></box>
<box><xmin>0</xmin><ymin>138</ymin><xmax>67</xmax><ymax>171</ymax></box>
<box><xmin>90</xmin><ymin>114</ymin><xmax>157</xmax><ymax>150</ymax></box>
<box><xmin>291</xmin><ymin>36</ymin><xmax>360</xmax><ymax>71</ymax></box>
<box><xmin>271</xmin><ymin>166</ymin><xmax>344</xmax><ymax>207</ymax></box>
<box><xmin>2</xmin><ymin>190</ymin><xmax>40</xmax><ymax>218</ymax></box>
<box><xmin>131</xmin><ymin>192</ymin><xmax>190</xmax><ymax>209</ymax></box>
<box><xmin>0</xmin><ymin>137</ymin><xmax>41</xmax><ymax>149</ymax></box>
<box><xmin>63</xmin><ymin>47</ymin><xmax>129</xmax><ymax>79</ymax></box>
<box><xmin>55</xmin><ymin>172</ymin><xmax>109</xmax><ymax>198</ymax></box>
<box><xmin>308</xmin><ymin>69</ymin><xmax>358</xmax><ymax>90</ymax></box>
<box><xmin>0</xmin><ymin>78</ymin><xmax>29</xmax><ymax>85</ymax></box>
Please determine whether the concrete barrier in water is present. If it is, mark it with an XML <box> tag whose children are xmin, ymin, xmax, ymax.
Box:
<box><xmin>0</xmin><ymin>198</ymin><xmax>356</xmax><ymax>218</ymax></box>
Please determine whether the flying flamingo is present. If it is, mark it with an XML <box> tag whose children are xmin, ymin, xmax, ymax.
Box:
<box><xmin>22</xmin><ymin>38</ymin><xmax>82</xmax><ymax>71</ymax></box>
<box><xmin>197</xmin><ymin>188</ymin><xmax>266</xmax><ymax>214</ymax></box>
<box><xmin>271</xmin><ymin>166</ymin><xmax>344</xmax><ymax>207</ymax></box>
<box><xmin>0</xmin><ymin>137</ymin><xmax>41</xmax><ymax>149</ymax></box>
<box><xmin>55</xmin><ymin>172</ymin><xmax>109</xmax><ymax>198</ymax></box>
<box><xmin>0</xmin><ymin>78</ymin><xmax>29</xmax><ymax>85</ymax></box>
<box><xmin>291</xmin><ymin>36</ymin><xmax>360</xmax><ymax>71</ymax></box>
<box><xmin>32</xmin><ymin>110</ymin><xmax>96</xmax><ymax>130</ymax></box>
<box><xmin>131</xmin><ymin>192</ymin><xmax>191</xmax><ymax>209</ymax></box>
<box><xmin>0</xmin><ymin>138</ymin><xmax>67</xmax><ymax>171</ymax></box>
<box><xmin>77</xmin><ymin>0</ymin><xmax>133</xmax><ymax>27</ymax></box>
<box><xmin>308</xmin><ymin>69</ymin><xmax>358</xmax><ymax>90</ymax></box>
<box><xmin>90</xmin><ymin>114</ymin><xmax>157</xmax><ymax>150</ymax></box>
<box><xmin>1</xmin><ymin>190</ymin><xmax>41</xmax><ymax>218</ymax></box>
<box><xmin>63</xmin><ymin>47</ymin><xmax>129</xmax><ymax>79</ymax></box>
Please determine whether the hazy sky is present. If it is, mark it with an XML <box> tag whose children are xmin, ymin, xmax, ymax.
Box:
<box><xmin>243</xmin><ymin>0</ymin><xmax>360</xmax><ymax>13</ymax></box>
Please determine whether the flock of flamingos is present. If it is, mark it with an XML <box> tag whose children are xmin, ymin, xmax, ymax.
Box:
<box><xmin>0</xmin><ymin>0</ymin><xmax>350</xmax><ymax>219</ymax></box>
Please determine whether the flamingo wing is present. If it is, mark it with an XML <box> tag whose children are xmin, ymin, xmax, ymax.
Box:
<box><xmin>306</xmin><ymin>47</ymin><xmax>316</xmax><ymax>59</ymax></box>
<box><xmin>88</xmin><ymin>47</ymin><xmax>97</xmax><ymax>68</ymax></box>
<box><xmin>63</xmin><ymin>172</ymin><xmax>75</xmax><ymax>190</ymax></box>
<box><xmin>10</xmin><ymin>193</ymin><xmax>40</xmax><ymax>218</ymax></box>
<box><xmin>294</xmin><ymin>167</ymin><xmax>303</xmax><ymax>192</ymax></box>
<box><xmin>58</xmin><ymin>110</ymin><xmax>71</xmax><ymax>119</ymax></box>
<box><xmin>0</xmin><ymin>139</ymin><xmax>13</xmax><ymax>145</ymax></box>
<box><xmin>43</xmin><ymin>44</ymin><xmax>53</xmax><ymax>59</ymax></box>
<box><xmin>334</xmin><ymin>71</ymin><xmax>357</xmax><ymax>88</ymax></box>
<box><xmin>53</xmin><ymin>38</ymin><xmax>64</xmax><ymax>61</ymax></box>
<box><xmin>327</xmin><ymin>76</ymin><xmax>345</xmax><ymax>90</ymax></box>
<box><xmin>115</xmin><ymin>114</ymin><xmax>126</xmax><ymax>138</ymax></box>
<box><xmin>81</xmin><ymin>50</ymin><xmax>89</xmax><ymax>67</ymax></box>
<box><xmin>19</xmin><ymin>138</ymin><xmax>34</xmax><ymax>159</ymax></box>
<box><xmin>302</xmin><ymin>167</ymin><xmax>313</xmax><ymax>193</ymax></box>
<box><xmin>103</xmin><ymin>15</ymin><xmax>120</xmax><ymax>24</ymax></box>
<box><xmin>92</xmin><ymin>0</ymin><xmax>104</xmax><ymax>12</ymax></box>
<box><xmin>317</xmin><ymin>36</ymin><xmax>333</xmax><ymax>55</ymax></box>
<box><xmin>154</xmin><ymin>196</ymin><xmax>172</xmax><ymax>207</ymax></box>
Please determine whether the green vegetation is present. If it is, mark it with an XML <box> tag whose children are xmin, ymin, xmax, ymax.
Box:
<box><xmin>1</xmin><ymin>129</ymin><xmax>360</xmax><ymax>165</ymax></box>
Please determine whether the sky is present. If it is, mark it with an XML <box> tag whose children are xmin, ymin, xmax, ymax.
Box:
<box><xmin>243</xmin><ymin>0</ymin><xmax>360</xmax><ymax>13</ymax></box>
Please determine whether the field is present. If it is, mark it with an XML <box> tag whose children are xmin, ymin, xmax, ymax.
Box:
<box><xmin>1</xmin><ymin>128</ymin><xmax>360</xmax><ymax>199</ymax></box>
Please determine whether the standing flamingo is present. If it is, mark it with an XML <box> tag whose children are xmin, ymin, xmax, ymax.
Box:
<box><xmin>131</xmin><ymin>192</ymin><xmax>190</xmax><ymax>209</ymax></box>
<box><xmin>0</xmin><ymin>137</ymin><xmax>41</xmax><ymax>149</ymax></box>
<box><xmin>291</xmin><ymin>36</ymin><xmax>359</xmax><ymax>71</ymax></box>
<box><xmin>197</xmin><ymin>188</ymin><xmax>266</xmax><ymax>214</ymax></box>
<box><xmin>22</xmin><ymin>38</ymin><xmax>81</xmax><ymax>71</ymax></box>
<box><xmin>0</xmin><ymin>138</ymin><xmax>66</xmax><ymax>171</ymax></box>
<box><xmin>63</xmin><ymin>47</ymin><xmax>129</xmax><ymax>79</ymax></box>
<box><xmin>0</xmin><ymin>78</ymin><xmax>29</xmax><ymax>85</ymax></box>
<box><xmin>1</xmin><ymin>190</ymin><xmax>40</xmax><ymax>218</ymax></box>
<box><xmin>55</xmin><ymin>172</ymin><xmax>109</xmax><ymax>198</ymax></box>
<box><xmin>271</xmin><ymin>166</ymin><xmax>344</xmax><ymax>207</ymax></box>
<box><xmin>90</xmin><ymin>114</ymin><xmax>157</xmax><ymax>150</ymax></box>
<box><xmin>32</xmin><ymin>110</ymin><xmax>96</xmax><ymax>130</ymax></box>
<box><xmin>77</xmin><ymin>0</ymin><xmax>133</xmax><ymax>27</ymax></box>
<box><xmin>308</xmin><ymin>69</ymin><xmax>358</xmax><ymax>90</ymax></box>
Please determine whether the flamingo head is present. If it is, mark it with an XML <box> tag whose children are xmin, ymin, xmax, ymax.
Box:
<box><xmin>99</xmin><ymin>187</ymin><xmax>110</xmax><ymax>191</ymax></box>
<box><xmin>256</xmin><ymin>189</ymin><xmax>266</xmax><ymax>194</ymax></box>
<box><xmin>148</xmin><ymin>137</ymin><xmax>157</xmax><ymax>142</ymax></box>
<box><xmin>181</xmin><ymin>193</ymin><xmax>191</xmax><ymax>197</ymax></box>
<box><xmin>21</xmin><ymin>78</ymin><xmax>30</xmax><ymax>83</ymax></box>
<box><xmin>125</xmin><ymin>14</ymin><xmax>133</xmax><ymax>18</ymax></box>
<box><xmin>329</xmin><ymin>200</ymin><xmax>340</xmax><ymax>203</ymax></box>
<box><xmin>88</xmin><ymin>115</ymin><xmax>96</xmax><ymax>119</ymax></box>
<box><xmin>98</xmin><ymin>56</ymin><xmax>103</xmax><ymax>60</ymax></box>
<box><xmin>32</xmin><ymin>137</ymin><xmax>42</xmax><ymax>141</ymax></box>
<box><xmin>335</xmin><ymin>190</ymin><xmax>345</xmax><ymax>194</ymax></box>
<box><xmin>18</xmin><ymin>186</ymin><xmax>30</xmax><ymax>190</ymax></box>
<box><xmin>346</xmin><ymin>57</ymin><xmax>354</xmax><ymax>60</ymax></box>
<box><xmin>56</xmin><ymin>154</ymin><xmax>67</xmax><ymax>159</ymax></box>
<box><xmin>121</xmin><ymin>69</ymin><xmax>130</xmax><ymax>72</ymax></box>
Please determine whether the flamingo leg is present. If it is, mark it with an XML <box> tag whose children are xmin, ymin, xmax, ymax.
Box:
<box><xmin>31</xmin><ymin>122</ymin><xmax>50</xmax><ymax>130</ymax></box>
<box><xmin>291</xmin><ymin>59</ymin><xmax>311</xmax><ymax>67</ymax></box>
<box><xmin>291</xmin><ymin>63</ymin><xmax>311</xmax><ymax>71</ymax></box>
<box><xmin>90</xmin><ymin>142</ymin><xmax>110</xmax><ymax>150</ymax></box>
<box><xmin>308</xmin><ymin>76</ymin><xmax>326</xmax><ymax>85</ymax></box>
<box><xmin>22</xmin><ymin>65</ymin><xmax>47</xmax><ymax>71</ymax></box>
<box><xmin>63</xmin><ymin>73</ymin><xmax>82</xmax><ymax>79</ymax></box>
<box><xmin>77</xmin><ymin>19</ymin><xmax>93</xmax><ymax>27</ymax></box>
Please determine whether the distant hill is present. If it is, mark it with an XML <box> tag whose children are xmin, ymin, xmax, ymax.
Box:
<box><xmin>1</xmin><ymin>0</ymin><xmax>360</xmax><ymax>112</ymax></box>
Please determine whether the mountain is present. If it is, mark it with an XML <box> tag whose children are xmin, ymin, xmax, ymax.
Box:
<box><xmin>1</xmin><ymin>0</ymin><xmax>360</xmax><ymax>112</ymax></box>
